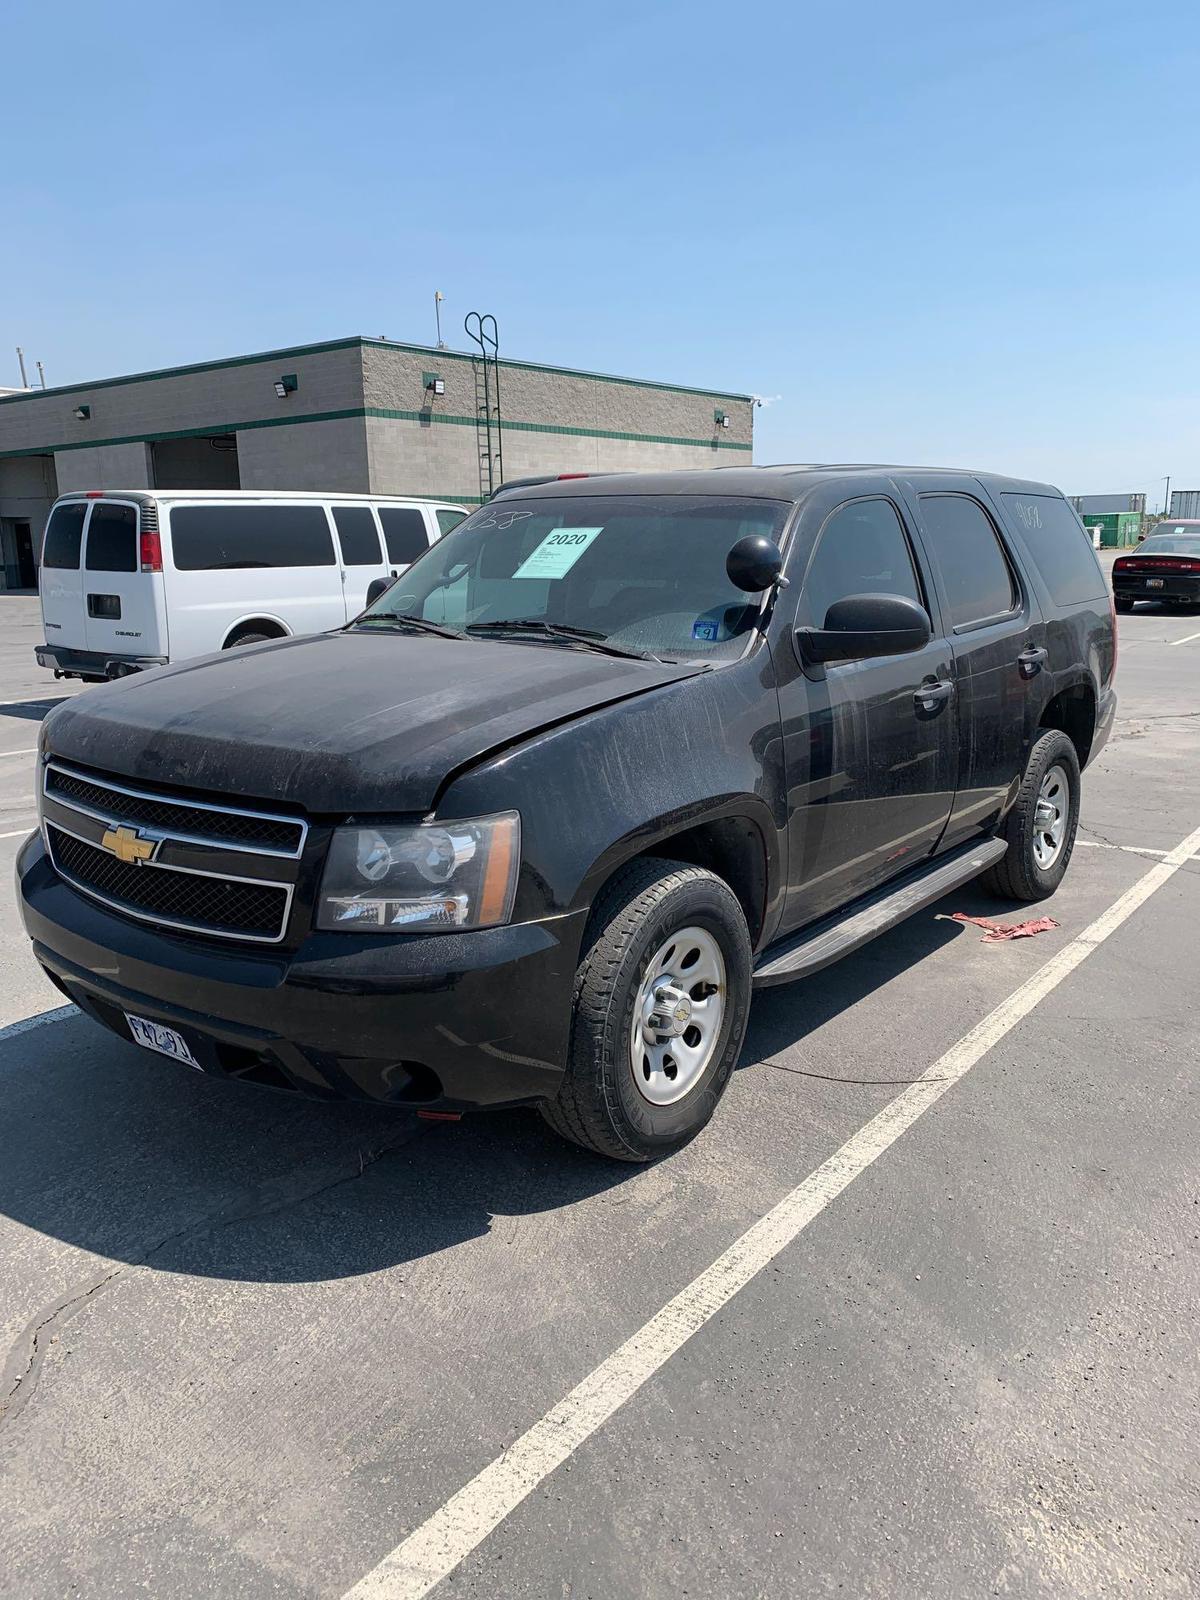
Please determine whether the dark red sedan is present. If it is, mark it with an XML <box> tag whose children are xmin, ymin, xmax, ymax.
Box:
<box><xmin>1113</xmin><ymin>522</ymin><xmax>1200</xmax><ymax>612</ymax></box>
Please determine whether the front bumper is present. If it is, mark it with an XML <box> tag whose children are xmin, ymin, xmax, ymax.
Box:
<box><xmin>35</xmin><ymin>643</ymin><xmax>167</xmax><ymax>680</ymax></box>
<box><xmin>17</xmin><ymin>833</ymin><xmax>585</xmax><ymax>1110</ymax></box>
<box><xmin>1112</xmin><ymin>574</ymin><xmax>1200</xmax><ymax>603</ymax></box>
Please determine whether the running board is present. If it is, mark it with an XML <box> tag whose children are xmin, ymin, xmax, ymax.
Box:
<box><xmin>752</xmin><ymin>837</ymin><xmax>1008</xmax><ymax>988</ymax></box>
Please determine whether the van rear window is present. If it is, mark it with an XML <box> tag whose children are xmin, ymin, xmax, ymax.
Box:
<box><xmin>42</xmin><ymin>502</ymin><xmax>87</xmax><ymax>570</ymax></box>
<box><xmin>85</xmin><ymin>503</ymin><xmax>138</xmax><ymax>572</ymax></box>
<box><xmin>1001</xmin><ymin>494</ymin><xmax>1105</xmax><ymax>605</ymax></box>
<box><xmin>169</xmin><ymin>505</ymin><xmax>336</xmax><ymax>570</ymax></box>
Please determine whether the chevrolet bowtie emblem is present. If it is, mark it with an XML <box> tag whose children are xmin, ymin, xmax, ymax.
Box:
<box><xmin>101</xmin><ymin>824</ymin><xmax>157</xmax><ymax>865</ymax></box>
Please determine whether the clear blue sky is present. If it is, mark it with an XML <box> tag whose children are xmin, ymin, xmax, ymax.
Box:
<box><xmin>4</xmin><ymin>0</ymin><xmax>1197</xmax><ymax>503</ymax></box>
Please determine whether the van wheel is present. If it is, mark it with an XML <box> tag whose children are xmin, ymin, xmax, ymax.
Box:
<box><xmin>224</xmin><ymin>629</ymin><xmax>273</xmax><ymax>649</ymax></box>
<box><xmin>983</xmin><ymin>730</ymin><xmax>1081</xmax><ymax>903</ymax></box>
<box><xmin>541</xmin><ymin>859</ymin><xmax>752</xmax><ymax>1162</ymax></box>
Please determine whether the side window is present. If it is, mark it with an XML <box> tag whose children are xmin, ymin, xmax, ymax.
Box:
<box><xmin>169</xmin><ymin>505</ymin><xmax>336</xmax><ymax>570</ymax></box>
<box><xmin>436</xmin><ymin>508</ymin><xmax>467</xmax><ymax>536</ymax></box>
<box><xmin>1000</xmin><ymin>493</ymin><xmax>1105</xmax><ymax>605</ymax></box>
<box><xmin>333</xmin><ymin>506</ymin><xmax>383</xmax><ymax>566</ymax></box>
<box><xmin>84</xmin><ymin>503</ymin><xmax>138</xmax><ymax>572</ymax></box>
<box><xmin>379</xmin><ymin>508</ymin><xmax>430</xmax><ymax>565</ymax></box>
<box><xmin>802</xmin><ymin>498</ymin><xmax>923</xmax><ymax>628</ymax></box>
<box><xmin>42</xmin><ymin>503</ymin><xmax>87</xmax><ymax>570</ymax></box>
<box><xmin>918</xmin><ymin>495</ymin><xmax>1018</xmax><ymax>628</ymax></box>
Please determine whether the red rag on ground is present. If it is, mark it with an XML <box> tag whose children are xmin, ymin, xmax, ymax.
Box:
<box><xmin>948</xmin><ymin>912</ymin><xmax>1060</xmax><ymax>942</ymax></box>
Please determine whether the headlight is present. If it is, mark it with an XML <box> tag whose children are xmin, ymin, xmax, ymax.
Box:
<box><xmin>316</xmin><ymin>812</ymin><xmax>520</xmax><ymax>932</ymax></box>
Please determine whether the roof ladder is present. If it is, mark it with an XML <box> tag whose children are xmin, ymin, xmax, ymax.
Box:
<box><xmin>465</xmin><ymin>311</ymin><xmax>504</xmax><ymax>499</ymax></box>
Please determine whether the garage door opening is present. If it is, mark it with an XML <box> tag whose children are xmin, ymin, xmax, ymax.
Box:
<box><xmin>151</xmin><ymin>435</ymin><xmax>240</xmax><ymax>490</ymax></box>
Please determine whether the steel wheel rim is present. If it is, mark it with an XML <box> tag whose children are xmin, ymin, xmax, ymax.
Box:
<box><xmin>1032</xmin><ymin>762</ymin><xmax>1070</xmax><ymax>869</ymax></box>
<box><xmin>630</xmin><ymin>926</ymin><xmax>727</xmax><ymax>1106</ymax></box>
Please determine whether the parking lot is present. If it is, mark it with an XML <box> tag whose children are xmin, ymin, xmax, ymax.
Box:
<box><xmin>0</xmin><ymin>571</ymin><xmax>1196</xmax><ymax>1598</ymax></box>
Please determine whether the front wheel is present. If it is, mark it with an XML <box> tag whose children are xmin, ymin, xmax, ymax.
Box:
<box><xmin>541</xmin><ymin>860</ymin><xmax>752</xmax><ymax>1161</ymax></box>
<box><xmin>983</xmin><ymin>729</ymin><xmax>1081</xmax><ymax>902</ymax></box>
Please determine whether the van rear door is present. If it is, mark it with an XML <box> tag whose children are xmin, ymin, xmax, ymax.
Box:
<box><xmin>82</xmin><ymin>498</ymin><xmax>166</xmax><ymax>661</ymax></box>
<box><xmin>38</xmin><ymin>500</ymin><xmax>89</xmax><ymax>651</ymax></box>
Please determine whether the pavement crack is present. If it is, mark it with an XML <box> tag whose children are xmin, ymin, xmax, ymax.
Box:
<box><xmin>0</xmin><ymin>1121</ymin><xmax>425</xmax><ymax>1440</ymax></box>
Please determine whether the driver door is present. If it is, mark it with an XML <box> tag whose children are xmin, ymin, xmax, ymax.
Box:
<box><xmin>774</xmin><ymin>486</ymin><xmax>958</xmax><ymax>935</ymax></box>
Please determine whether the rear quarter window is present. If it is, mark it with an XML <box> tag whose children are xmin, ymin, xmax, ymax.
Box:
<box><xmin>1001</xmin><ymin>493</ymin><xmax>1106</xmax><ymax>605</ymax></box>
<box><xmin>168</xmin><ymin>505</ymin><xmax>336</xmax><ymax>570</ymax></box>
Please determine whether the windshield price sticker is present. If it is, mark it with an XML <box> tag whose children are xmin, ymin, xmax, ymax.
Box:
<box><xmin>513</xmin><ymin>527</ymin><xmax>604</xmax><ymax>580</ymax></box>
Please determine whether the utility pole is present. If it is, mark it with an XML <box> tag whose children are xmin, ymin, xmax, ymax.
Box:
<box><xmin>1164</xmin><ymin>475</ymin><xmax>1171</xmax><ymax>517</ymax></box>
<box><xmin>15</xmin><ymin>347</ymin><xmax>28</xmax><ymax>388</ymax></box>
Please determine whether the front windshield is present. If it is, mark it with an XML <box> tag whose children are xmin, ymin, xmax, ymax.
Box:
<box><xmin>356</xmin><ymin>494</ymin><xmax>792</xmax><ymax>662</ymax></box>
<box><xmin>1136</xmin><ymin>531</ymin><xmax>1200</xmax><ymax>554</ymax></box>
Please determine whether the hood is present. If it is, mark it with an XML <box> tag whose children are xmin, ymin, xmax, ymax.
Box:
<box><xmin>43</xmin><ymin>630</ymin><xmax>706</xmax><ymax>814</ymax></box>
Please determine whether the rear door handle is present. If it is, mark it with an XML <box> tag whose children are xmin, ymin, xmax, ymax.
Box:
<box><xmin>1017</xmin><ymin>645</ymin><xmax>1048</xmax><ymax>676</ymax></box>
<box><xmin>915</xmin><ymin>678</ymin><xmax>954</xmax><ymax>712</ymax></box>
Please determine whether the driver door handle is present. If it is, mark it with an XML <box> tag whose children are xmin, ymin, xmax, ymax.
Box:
<box><xmin>915</xmin><ymin>677</ymin><xmax>954</xmax><ymax>712</ymax></box>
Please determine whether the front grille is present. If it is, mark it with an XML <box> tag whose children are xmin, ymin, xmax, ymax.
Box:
<box><xmin>45</xmin><ymin>766</ymin><xmax>303</xmax><ymax>854</ymax></box>
<box><xmin>47</xmin><ymin>825</ymin><xmax>289</xmax><ymax>940</ymax></box>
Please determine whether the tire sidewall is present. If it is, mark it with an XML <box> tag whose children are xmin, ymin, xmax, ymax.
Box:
<box><xmin>1016</xmin><ymin>731</ymin><xmax>1081</xmax><ymax>895</ymax></box>
<box><xmin>598</xmin><ymin>877</ymin><xmax>751</xmax><ymax>1151</ymax></box>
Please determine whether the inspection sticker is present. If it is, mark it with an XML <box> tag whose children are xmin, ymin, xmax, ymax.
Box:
<box><xmin>513</xmin><ymin>527</ymin><xmax>603</xmax><ymax>580</ymax></box>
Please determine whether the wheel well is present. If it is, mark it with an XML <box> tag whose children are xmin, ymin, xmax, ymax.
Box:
<box><xmin>640</xmin><ymin>817</ymin><xmax>768</xmax><ymax>942</ymax></box>
<box><xmin>1040</xmin><ymin>683</ymin><xmax>1096</xmax><ymax>768</ymax></box>
<box><xmin>223</xmin><ymin>618</ymin><xmax>288</xmax><ymax>648</ymax></box>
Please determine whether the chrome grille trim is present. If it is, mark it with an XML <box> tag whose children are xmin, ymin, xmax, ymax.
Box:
<box><xmin>41</xmin><ymin>762</ymin><xmax>304</xmax><ymax>944</ymax></box>
<box><xmin>43</xmin><ymin>761</ymin><xmax>307</xmax><ymax>859</ymax></box>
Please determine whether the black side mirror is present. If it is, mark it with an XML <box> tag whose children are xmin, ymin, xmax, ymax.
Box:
<box><xmin>726</xmin><ymin>535</ymin><xmax>785</xmax><ymax>592</ymax></box>
<box><xmin>796</xmin><ymin>593</ymin><xmax>931</xmax><ymax>665</ymax></box>
<box><xmin>365</xmin><ymin>575</ymin><xmax>397</xmax><ymax>607</ymax></box>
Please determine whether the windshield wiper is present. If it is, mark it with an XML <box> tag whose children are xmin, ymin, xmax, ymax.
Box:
<box><xmin>465</xmin><ymin>619</ymin><xmax>661</xmax><ymax>662</ymax></box>
<box><xmin>353</xmin><ymin>613</ymin><xmax>467</xmax><ymax>639</ymax></box>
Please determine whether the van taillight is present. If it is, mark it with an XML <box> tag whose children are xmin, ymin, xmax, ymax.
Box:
<box><xmin>140</xmin><ymin>530</ymin><xmax>162</xmax><ymax>572</ymax></box>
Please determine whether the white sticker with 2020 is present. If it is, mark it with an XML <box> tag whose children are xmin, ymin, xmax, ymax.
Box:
<box><xmin>513</xmin><ymin>527</ymin><xmax>603</xmax><ymax>580</ymax></box>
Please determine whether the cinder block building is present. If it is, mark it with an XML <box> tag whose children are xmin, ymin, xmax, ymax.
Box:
<box><xmin>0</xmin><ymin>336</ymin><xmax>754</xmax><ymax>589</ymax></box>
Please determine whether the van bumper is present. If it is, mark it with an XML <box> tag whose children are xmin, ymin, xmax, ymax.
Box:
<box><xmin>35</xmin><ymin>644</ymin><xmax>168</xmax><ymax>680</ymax></box>
<box><xmin>16</xmin><ymin>832</ymin><xmax>583</xmax><ymax>1111</ymax></box>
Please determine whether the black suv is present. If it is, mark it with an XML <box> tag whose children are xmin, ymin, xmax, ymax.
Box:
<box><xmin>18</xmin><ymin>467</ymin><xmax>1116</xmax><ymax>1160</ymax></box>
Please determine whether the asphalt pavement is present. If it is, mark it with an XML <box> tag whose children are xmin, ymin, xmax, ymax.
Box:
<box><xmin>0</xmin><ymin>578</ymin><xmax>1196</xmax><ymax>1599</ymax></box>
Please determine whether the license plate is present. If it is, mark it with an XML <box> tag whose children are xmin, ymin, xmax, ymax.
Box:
<box><xmin>1146</xmin><ymin>578</ymin><xmax>1164</xmax><ymax>588</ymax></box>
<box><xmin>125</xmin><ymin>1013</ymin><xmax>202</xmax><ymax>1069</ymax></box>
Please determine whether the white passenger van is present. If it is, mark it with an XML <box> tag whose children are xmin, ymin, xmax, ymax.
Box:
<box><xmin>35</xmin><ymin>490</ymin><xmax>467</xmax><ymax>681</ymax></box>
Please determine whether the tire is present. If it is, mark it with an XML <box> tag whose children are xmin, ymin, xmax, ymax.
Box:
<box><xmin>540</xmin><ymin>859</ymin><xmax>753</xmax><ymax>1162</ymax></box>
<box><xmin>225</xmin><ymin>630</ymin><xmax>274</xmax><ymax>649</ymax></box>
<box><xmin>1114</xmin><ymin>595</ymin><xmax>1134</xmax><ymax>613</ymax></box>
<box><xmin>982</xmin><ymin>729</ymin><xmax>1081</xmax><ymax>903</ymax></box>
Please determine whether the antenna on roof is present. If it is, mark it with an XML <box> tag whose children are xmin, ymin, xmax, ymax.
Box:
<box><xmin>35</xmin><ymin>360</ymin><xmax>46</xmax><ymax>389</ymax></box>
<box><xmin>15</xmin><ymin>347</ymin><xmax>28</xmax><ymax>388</ymax></box>
<box><xmin>434</xmin><ymin>290</ymin><xmax>446</xmax><ymax>349</ymax></box>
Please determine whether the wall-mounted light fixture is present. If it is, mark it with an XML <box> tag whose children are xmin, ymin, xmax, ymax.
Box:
<box><xmin>73</xmin><ymin>404</ymin><xmax>91</xmax><ymax>420</ymax></box>
<box><xmin>274</xmin><ymin>374</ymin><xmax>298</xmax><ymax>399</ymax></box>
<box><xmin>424</xmin><ymin>372</ymin><xmax>445</xmax><ymax>396</ymax></box>
<box><xmin>714</xmin><ymin>409</ymin><xmax>730</xmax><ymax>429</ymax></box>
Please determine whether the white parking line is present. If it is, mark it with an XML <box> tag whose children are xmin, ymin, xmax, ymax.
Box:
<box><xmin>340</xmin><ymin>820</ymin><xmax>1200</xmax><ymax>1600</ymax></box>
<box><xmin>1170</xmin><ymin>629</ymin><xmax>1200</xmax><ymax>647</ymax></box>
<box><xmin>1075</xmin><ymin>839</ymin><xmax>1168</xmax><ymax>857</ymax></box>
<box><xmin>0</xmin><ymin>827</ymin><xmax>36</xmax><ymax>841</ymax></box>
<box><xmin>0</xmin><ymin>748</ymin><xmax>37</xmax><ymax>759</ymax></box>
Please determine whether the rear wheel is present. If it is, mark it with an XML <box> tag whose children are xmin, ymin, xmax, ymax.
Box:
<box><xmin>541</xmin><ymin>860</ymin><xmax>752</xmax><ymax>1161</ymax></box>
<box><xmin>982</xmin><ymin>729</ymin><xmax>1081</xmax><ymax>902</ymax></box>
<box><xmin>1114</xmin><ymin>595</ymin><xmax>1134</xmax><ymax>613</ymax></box>
<box><xmin>224</xmin><ymin>629</ymin><xmax>275</xmax><ymax>649</ymax></box>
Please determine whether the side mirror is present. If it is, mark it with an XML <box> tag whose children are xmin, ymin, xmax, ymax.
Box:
<box><xmin>726</xmin><ymin>535</ymin><xmax>785</xmax><ymax>592</ymax></box>
<box><xmin>365</xmin><ymin>575</ymin><xmax>397</xmax><ymax>607</ymax></box>
<box><xmin>796</xmin><ymin>592</ymin><xmax>932</xmax><ymax>665</ymax></box>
